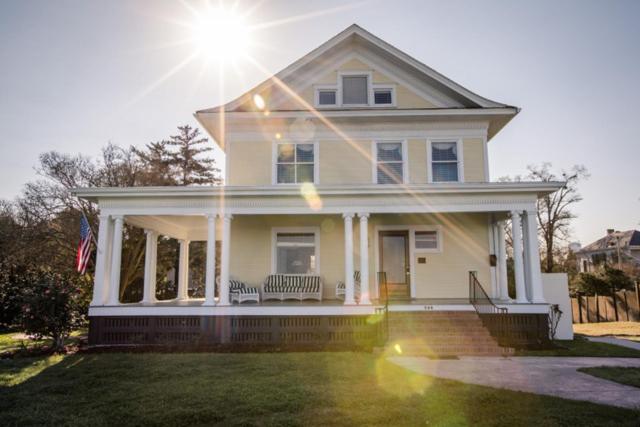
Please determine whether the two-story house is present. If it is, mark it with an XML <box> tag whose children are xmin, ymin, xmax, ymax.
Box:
<box><xmin>75</xmin><ymin>25</ymin><xmax>563</xmax><ymax>351</ymax></box>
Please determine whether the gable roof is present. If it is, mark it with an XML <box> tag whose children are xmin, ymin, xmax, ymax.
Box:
<box><xmin>196</xmin><ymin>24</ymin><xmax>515</xmax><ymax>114</ymax></box>
<box><xmin>578</xmin><ymin>230</ymin><xmax>640</xmax><ymax>253</ymax></box>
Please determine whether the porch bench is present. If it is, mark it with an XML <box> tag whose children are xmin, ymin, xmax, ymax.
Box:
<box><xmin>262</xmin><ymin>274</ymin><xmax>323</xmax><ymax>301</ymax></box>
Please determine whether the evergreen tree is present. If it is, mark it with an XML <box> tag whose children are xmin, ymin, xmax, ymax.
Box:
<box><xmin>165</xmin><ymin>125</ymin><xmax>221</xmax><ymax>185</ymax></box>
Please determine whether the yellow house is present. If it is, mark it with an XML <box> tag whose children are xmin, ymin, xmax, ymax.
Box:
<box><xmin>75</xmin><ymin>25</ymin><xmax>563</xmax><ymax>351</ymax></box>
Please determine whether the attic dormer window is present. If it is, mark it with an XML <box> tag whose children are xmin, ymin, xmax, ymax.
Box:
<box><xmin>342</xmin><ymin>75</ymin><xmax>368</xmax><ymax>105</ymax></box>
<box><xmin>317</xmin><ymin>90</ymin><xmax>336</xmax><ymax>106</ymax></box>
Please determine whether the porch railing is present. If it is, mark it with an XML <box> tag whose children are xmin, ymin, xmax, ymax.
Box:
<box><xmin>469</xmin><ymin>271</ymin><xmax>507</xmax><ymax>315</ymax></box>
<box><xmin>375</xmin><ymin>272</ymin><xmax>390</xmax><ymax>343</ymax></box>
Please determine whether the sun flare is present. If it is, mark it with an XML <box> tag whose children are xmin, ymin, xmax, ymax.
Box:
<box><xmin>190</xmin><ymin>5</ymin><xmax>251</xmax><ymax>62</ymax></box>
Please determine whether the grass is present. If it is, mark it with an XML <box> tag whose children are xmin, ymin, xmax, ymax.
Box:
<box><xmin>574</xmin><ymin>322</ymin><xmax>640</xmax><ymax>342</ymax></box>
<box><xmin>516</xmin><ymin>335</ymin><xmax>640</xmax><ymax>358</ymax></box>
<box><xmin>0</xmin><ymin>352</ymin><xmax>638</xmax><ymax>426</ymax></box>
<box><xmin>0</xmin><ymin>329</ymin><xmax>86</xmax><ymax>356</ymax></box>
<box><xmin>578</xmin><ymin>367</ymin><xmax>640</xmax><ymax>388</ymax></box>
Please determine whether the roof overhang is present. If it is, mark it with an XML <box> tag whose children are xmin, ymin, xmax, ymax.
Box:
<box><xmin>74</xmin><ymin>181</ymin><xmax>562</xmax><ymax>201</ymax></box>
<box><xmin>195</xmin><ymin>107</ymin><xmax>519</xmax><ymax>151</ymax></box>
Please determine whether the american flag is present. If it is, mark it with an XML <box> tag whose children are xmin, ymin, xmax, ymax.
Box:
<box><xmin>76</xmin><ymin>214</ymin><xmax>93</xmax><ymax>274</ymax></box>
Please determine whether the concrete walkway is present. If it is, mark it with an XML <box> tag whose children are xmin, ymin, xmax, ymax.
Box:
<box><xmin>388</xmin><ymin>356</ymin><xmax>640</xmax><ymax>409</ymax></box>
<box><xmin>586</xmin><ymin>336</ymin><xmax>640</xmax><ymax>350</ymax></box>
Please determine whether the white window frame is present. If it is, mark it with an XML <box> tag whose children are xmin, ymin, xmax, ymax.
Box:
<box><xmin>271</xmin><ymin>227</ymin><xmax>320</xmax><ymax>275</ymax></box>
<box><xmin>372</xmin><ymin>84</ymin><xmax>396</xmax><ymax>107</ymax></box>
<box><xmin>338</xmin><ymin>71</ymin><xmax>373</xmax><ymax>107</ymax></box>
<box><xmin>426</xmin><ymin>138</ymin><xmax>464</xmax><ymax>183</ymax></box>
<box><xmin>272</xmin><ymin>141</ymin><xmax>319</xmax><ymax>185</ymax></box>
<box><xmin>413</xmin><ymin>226</ymin><xmax>443</xmax><ymax>254</ymax></box>
<box><xmin>371</xmin><ymin>140</ymin><xmax>409</xmax><ymax>184</ymax></box>
<box><xmin>314</xmin><ymin>84</ymin><xmax>338</xmax><ymax>108</ymax></box>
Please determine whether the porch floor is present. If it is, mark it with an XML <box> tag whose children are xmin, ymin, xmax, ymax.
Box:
<box><xmin>116</xmin><ymin>297</ymin><xmax>473</xmax><ymax>308</ymax></box>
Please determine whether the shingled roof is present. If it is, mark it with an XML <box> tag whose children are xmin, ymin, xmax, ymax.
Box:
<box><xmin>578</xmin><ymin>230</ymin><xmax>640</xmax><ymax>253</ymax></box>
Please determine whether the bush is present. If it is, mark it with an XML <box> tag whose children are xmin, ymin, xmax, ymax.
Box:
<box><xmin>572</xmin><ymin>266</ymin><xmax>634</xmax><ymax>296</ymax></box>
<box><xmin>19</xmin><ymin>271</ymin><xmax>85</xmax><ymax>352</ymax></box>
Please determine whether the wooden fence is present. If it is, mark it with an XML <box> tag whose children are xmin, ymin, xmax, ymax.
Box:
<box><xmin>571</xmin><ymin>283</ymin><xmax>640</xmax><ymax>323</ymax></box>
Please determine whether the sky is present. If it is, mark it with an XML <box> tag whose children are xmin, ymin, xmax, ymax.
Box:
<box><xmin>0</xmin><ymin>0</ymin><xmax>639</xmax><ymax>246</ymax></box>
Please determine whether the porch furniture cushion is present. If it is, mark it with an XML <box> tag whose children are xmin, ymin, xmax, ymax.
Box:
<box><xmin>231</xmin><ymin>286</ymin><xmax>260</xmax><ymax>304</ymax></box>
<box><xmin>262</xmin><ymin>274</ymin><xmax>322</xmax><ymax>301</ymax></box>
<box><xmin>336</xmin><ymin>271</ymin><xmax>361</xmax><ymax>300</ymax></box>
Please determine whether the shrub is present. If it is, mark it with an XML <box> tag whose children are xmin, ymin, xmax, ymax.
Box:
<box><xmin>572</xmin><ymin>266</ymin><xmax>635</xmax><ymax>296</ymax></box>
<box><xmin>19</xmin><ymin>271</ymin><xmax>85</xmax><ymax>353</ymax></box>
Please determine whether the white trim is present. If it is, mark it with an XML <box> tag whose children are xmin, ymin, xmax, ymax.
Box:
<box><xmin>201</xmin><ymin>107</ymin><xmax>518</xmax><ymax>120</ymax></box>
<box><xmin>74</xmin><ymin>181</ymin><xmax>563</xmax><ymax>199</ymax></box>
<box><xmin>413</xmin><ymin>226</ymin><xmax>443</xmax><ymax>254</ymax></box>
<box><xmin>372</xmin><ymin>84</ymin><xmax>396</xmax><ymax>107</ymax></box>
<box><xmin>272</xmin><ymin>141</ymin><xmax>319</xmax><ymax>185</ymax></box>
<box><xmin>271</xmin><ymin>226</ymin><xmax>321</xmax><ymax>275</ymax></box>
<box><xmin>89</xmin><ymin>303</ymin><xmax>376</xmax><ymax>317</ymax></box>
<box><xmin>338</xmin><ymin>70</ymin><xmax>373</xmax><ymax>107</ymax></box>
<box><xmin>371</xmin><ymin>140</ymin><xmax>408</xmax><ymax>184</ymax></box>
<box><xmin>427</xmin><ymin>138</ymin><xmax>464</xmax><ymax>183</ymax></box>
<box><xmin>314</xmin><ymin>84</ymin><xmax>338</xmax><ymax>108</ymax></box>
<box><xmin>223</xmin><ymin>127</ymin><xmax>490</xmax><ymax>141</ymax></box>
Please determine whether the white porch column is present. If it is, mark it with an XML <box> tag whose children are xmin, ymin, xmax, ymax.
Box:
<box><xmin>497</xmin><ymin>221</ymin><xmax>510</xmax><ymax>301</ymax></box>
<box><xmin>219</xmin><ymin>214</ymin><xmax>232</xmax><ymax>306</ymax></box>
<box><xmin>511</xmin><ymin>210</ymin><xmax>527</xmax><ymax>303</ymax></box>
<box><xmin>522</xmin><ymin>212</ymin><xmax>533</xmax><ymax>301</ymax></box>
<box><xmin>91</xmin><ymin>214</ymin><xmax>111</xmax><ymax>306</ymax></box>
<box><xmin>343</xmin><ymin>213</ymin><xmax>356</xmax><ymax>305</ymax></box>
<box><xmin>107</xmin><ymin>215</ymin><xmax>124</xmax><ymax>305</ymax></box>
<box><xmin>358</xmin><ymin>213</ymin><xmax>371</xmax><ymax>305</ymax></box>
<box><xmin>524</xmin><ymin>209</ymin><xmax>546</xmax><ymax>303</ymax></box>
<box><xmin>488</xmin><ymin>220</ymin><xmax>498</xmax><ymax>298</ymax></box>
<box><xmin>177</xmin><ymin>239</ymin><xmax>190</xmax><ymax>301</ymax></box>
<box><xmin>203</xmin><ymin>214</ymin><xmax>217</xmax><ymax>306</ymax></box>
<box><xmin>142</xmin><ymin>229</ymin><xmax>157</xmax><ymax>305</ymax></box>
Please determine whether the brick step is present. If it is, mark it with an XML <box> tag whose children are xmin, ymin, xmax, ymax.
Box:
<box><xmin>396</xmin><ymin>346</ymin><xmax>510</xmax><ymax>357</ymax></box>
<box><xmin>388</xmin><ymin>334</ymin><xmax>498</xmax><ymax>343</ymax></box>
<box><xmin>388</xmin><ymin>327</ymin><xmax>492</xmax><ymax>335</ymax></box>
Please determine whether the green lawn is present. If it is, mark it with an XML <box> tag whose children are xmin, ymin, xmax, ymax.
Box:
<box><xmin>516</xmin><ymin>335</ymin><xmax>640</xmax><ymax>358</ymax></box>
<box><xmin>1</xmin><ymin>352</ymin><xmax>638</xmax><ymax>426</ymax></box>
<box><xmin>578</xmin><ymin>366</ymin><xmax>640</xmax><ymax>389</ymax></box>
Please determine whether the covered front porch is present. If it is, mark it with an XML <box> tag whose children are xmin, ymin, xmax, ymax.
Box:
<box><xmin>75</xmin><ymin>183</ymin><xmax>558</xmax><ymax>318</ymax></box>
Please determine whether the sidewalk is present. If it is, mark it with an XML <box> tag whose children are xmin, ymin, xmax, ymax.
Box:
<box><xmin>389</xmin><ymin>356</ymin><xmax>640</xmax><ymax>409</ymax></box>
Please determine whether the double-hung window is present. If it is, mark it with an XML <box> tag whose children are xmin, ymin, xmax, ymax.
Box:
<box><xmin>274</xmin><ymin>231</ymin><xmax>318</xmax><ymax>274</ymax></box>
<box><xmin>342</xmin><ymin>75</ymin><xmax>368</xmax><ymax>105</ymax></box>
<box><xmin>414</xmin><ymin>230</ymin><xmax>439</xmax><ymax>252</ymax></box>
<box><xmin>276</xmin><ymin>143</ymin><xmax>315</xmax><ymax>184</ymax></box>
<box><xmin>375</xmin><ymin>141</ymin><xmax>404</xmax><ymax>184</ymax></box>
<box><xmin>430</xmin><ymin>141</ymin><xmax>460</xmax><ymax>182</ymax></box>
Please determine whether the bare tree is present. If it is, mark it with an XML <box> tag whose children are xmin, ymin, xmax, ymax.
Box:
<box><xmin>500</xmin><ymin>163</ymin><xmax>588</xmax><ymax>272</ymax></box>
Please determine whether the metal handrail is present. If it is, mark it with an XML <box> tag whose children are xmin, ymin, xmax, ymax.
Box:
<box><xmin>469</xmin><ymin>271</ymin><xmax>508</xmax><ymax>315</ymax></box>
<box><xmin>377</xmin><ymin>271</ymin><xmax>389</xmax><ymax>341</ymax></box>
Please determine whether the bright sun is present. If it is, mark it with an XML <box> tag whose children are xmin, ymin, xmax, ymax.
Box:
<box><xmin>191</xmin><ymin>6</ymin><xmax>250</xmax><ymax>62</ymax></box>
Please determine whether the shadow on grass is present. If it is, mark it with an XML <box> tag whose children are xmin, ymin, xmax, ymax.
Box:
<box><xmin>1</xmin><ymin>352</ymin><xmax>639</xmax><ymax>426</ymax></box>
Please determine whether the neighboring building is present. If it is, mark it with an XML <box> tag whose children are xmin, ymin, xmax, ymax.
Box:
<box><xmin>575</xmin><ymin>229</ymin><xmax>640</xmax><ymax>273</ymax></box>
<box><xmin>74</xmin><ymin>25</ymin><xmax>564</xmax><ymax>349</ymax></box>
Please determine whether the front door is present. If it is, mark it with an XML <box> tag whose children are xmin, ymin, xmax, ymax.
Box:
<box><xmin>378</xmin><ymin>230</ymin><xmax>410</xmax><ymax>300</ymax></box>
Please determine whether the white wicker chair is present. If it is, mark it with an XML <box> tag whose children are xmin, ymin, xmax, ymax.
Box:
<box><xmin>335</xmin><ymin>271</ymin><xmax>361</xmax><ymax>300</ymax></box>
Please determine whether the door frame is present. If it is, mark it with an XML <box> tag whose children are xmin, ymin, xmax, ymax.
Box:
<box><xmin>377</xmin><ymin>229</ymin><xmax>411</xmax><ymax>299</ymax></box>
<box><xmin>373</xmin><ymin>224</ymin><xmax>444</xmax><ymax>299</ymax></box>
